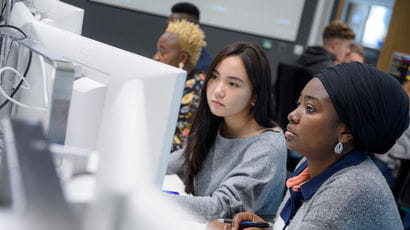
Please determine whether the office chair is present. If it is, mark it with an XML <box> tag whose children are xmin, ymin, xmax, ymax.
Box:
<box><xmin>273</xmin><ymin>62</ymin><xmax>313</xmax><ymax>130</ymax></box>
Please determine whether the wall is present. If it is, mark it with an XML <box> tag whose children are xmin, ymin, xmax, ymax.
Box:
<box><xmin>377</xmin><ymin>0</ymin><xmax>410</xmax><ymax>72</ymax></box>
<box><xmin>88</xmin><ymin>0</ymin><xmax>306</xmax><ymax>42</ymax></box>
<box><xmin>61</xmin><ymin>0</ymin><xmax>319</xmax><ymax>83</ymax></box>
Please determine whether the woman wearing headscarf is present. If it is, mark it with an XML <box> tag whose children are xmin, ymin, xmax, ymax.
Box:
<box><xmin>208</xmin><ymin>62</ymin><xmax>409</xmax><ymax>229</ymax></box>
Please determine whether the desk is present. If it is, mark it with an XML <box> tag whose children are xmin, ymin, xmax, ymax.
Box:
<box><xmin>162</xmin><ymin>174</ymin><xmax>187</xmax><ymax>195</ymax></box>
<box><xmin>64</xmin><ymin>174</ymin><xmax>207</xmax><ymax>229</ymax></box>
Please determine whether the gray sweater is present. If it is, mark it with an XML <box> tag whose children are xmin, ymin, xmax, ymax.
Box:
<box><xmin>274</xmin><ymin>157</ymin><xmax>403</xmax><ymax>230</ymax></box>
<box><xmin>167</xmin><ymin>130</ymin><xmax>287</xmax><ymax>221</ymax></box>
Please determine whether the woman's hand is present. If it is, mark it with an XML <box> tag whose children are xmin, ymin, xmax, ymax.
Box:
<box><xmin>206</xmin><ymin>212</ymin><xmax>270</xmax><ymax>230</ymax></box>
<box><xmin>231</xmin><ymin>212</ymin><xmax>269</xmax><ymax>230</ymax></box>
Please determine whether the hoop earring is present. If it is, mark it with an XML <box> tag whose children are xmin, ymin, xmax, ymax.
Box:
<box><xmin>334</xmin><ymin>141</ymin><xmax>343</xmax><ymax>154</ymax></box>
<box><xmin>178</xmin><ymin>62</ymin><xmax>184</xmax><ymax>69</ymax></box>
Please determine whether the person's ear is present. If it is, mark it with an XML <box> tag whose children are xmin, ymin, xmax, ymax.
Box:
<box><xmin>250</xmin><ymin>99</ymin><xmax>256</xmax><ymax>108</ymax></box>
<box><xmin>251</xmin><ymin>95</ymin><xmax>257</xmax><ymax>106</ymax></box>
<box><xmin>331</xmin><ymin>39</ymin><xmax>340</xmax><ymax>51</ymax></box>
<box><xmin>338</xmin><ymin>123</ymin><xmax>353</xmax><ymax>143</ymax></box>
<box><xmin>179</xmin><ymin>51</ymin><xmax>189</xmax><ymax>65</ymax></box>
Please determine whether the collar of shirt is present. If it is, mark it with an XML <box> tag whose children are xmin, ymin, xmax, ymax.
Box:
<box><xmin>298</xmin><ymin>150</ymin><xmax>367</xmax><ymax>200</ymax></box>
<box><xmin>279</xmin><ymin>150</ymin><xmax>368</xmax><ymax>227</ymax></box>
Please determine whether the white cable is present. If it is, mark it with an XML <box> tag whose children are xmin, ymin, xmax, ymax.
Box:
<box><xmin>0</xmin><ymin>54</ymin><xmax>5</xmax><ymax>69</ymax></box>
<box><xmin>38</xmin><ymin>55</ymin><xmax>48</xmax><ymax>106</ymax></box>
<box><xmin>0</xmin><ymin>66</ymin><xmax>46</xmax><ymax>111</ymax></box>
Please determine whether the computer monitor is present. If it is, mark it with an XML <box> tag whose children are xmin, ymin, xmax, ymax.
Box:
<box><xmin>19</xmin><ymin>0</ymin><xmax>84</xmax><ymax>34</ymax></box>
<box><xmin>18</xmin><ymin>20</ymin><xmax>186</xmax><ymax>189</ymax></box>
<box><xmin>3</xmin><ymin>4</ymin><xmax>205</xmax><ymax>229</ymax></box>
<box><xmin>3</xmin><ymin>2</ymin><xmax>76</xmax><ymax>145</ymax></box>
<box><xmin>8</xmin><ymin>2</ymin><xmax>35</xmax><ymax>29</ymax></box>
<box><xmin>65</xmin><ymin>77</ymin><xmax>107</xmax><ymax>151</ymax></box>
<box><xmin>5</xmin><ymin>1</ymin><xmax>81</xmax><ymax>136</ymax></box>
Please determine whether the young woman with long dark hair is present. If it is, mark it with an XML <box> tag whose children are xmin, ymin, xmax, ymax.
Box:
<box><xmin>166</xmin><ymin>42</ymin><xmax>287</xmax><ymax>221</ymax></box>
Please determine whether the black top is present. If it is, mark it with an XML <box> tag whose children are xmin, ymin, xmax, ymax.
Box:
<box><xmin>296</xmin><ymin>46</ymin><xmax>335</xmax><ymax>74</ymax></box>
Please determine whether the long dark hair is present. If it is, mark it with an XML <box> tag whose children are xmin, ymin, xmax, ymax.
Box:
<box><xmin>182</xmin><ymin>42</ymin><xmax>276</xmax><ymax>193</ymax></box>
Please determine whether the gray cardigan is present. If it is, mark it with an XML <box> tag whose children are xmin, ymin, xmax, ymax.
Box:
<box><xmin>274</xmin><ymin>157</ymin><xmax>403</xmax><ymax>230</ymax></box>
<box><xmin>167</xmin><ymin>130</ymin><xmax>287</xmax><ymax>221</ymax></box>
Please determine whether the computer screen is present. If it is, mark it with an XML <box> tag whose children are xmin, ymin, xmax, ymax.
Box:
<box><xmin>3</xmin><ymin>2</ymin><xmax>76</xmax><ymax>144</ymax></box>
<box><xmin>5</xmin><ymin>2</ymin><xmax>80</xmax><ymax>140</ymax></box>
<box><xmin>8</xmin><ymin>10</ymin><xmax>186</xmax><ymax>191</ymax></box>
<box><xmin>21</xmin><ymin>0</ymin><xmax>84</xmax><ymax>34</ymax></box>
<box><xmin>28</xmin><ymin>20</ymin><xmax>186</xmax><ymax>188</ymax></box>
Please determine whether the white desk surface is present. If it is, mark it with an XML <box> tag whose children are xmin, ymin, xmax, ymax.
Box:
<box><xmin>162</xmin><ymin>174</ymin><xmax>188</xmax><ymax>195</ymax></box>
<box><xmin>64</xmin><ymin>174</ymin><xmax>207</xmax><ymax>229</ymax></box>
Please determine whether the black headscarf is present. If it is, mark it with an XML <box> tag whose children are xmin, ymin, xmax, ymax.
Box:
<box><xmin>316</xmin><ymin>62</ymin><xmax>409</xmax><ymax>154</ymax></box>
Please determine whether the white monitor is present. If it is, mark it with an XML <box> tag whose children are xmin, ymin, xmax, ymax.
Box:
<box><xmin>4</xmin><ymin>2</ymin><xmax>77</xmax><ymax>143</ymax></box>
<box><xmin>13</xmin><ymin>19</ymin><xmax>186</xmax><ymax>189</ymax></box>
<box><xmin>65</xmin><ymin>77</ymin><xmax>107</xmax><ymax>151</ymax></box>
<box><xmin>33</xmin><ymin>0</ymin><xmax>84</xmax><ymax>34</ymax></box>
<box><xmin>9</xmin><ymin>1</ymin><xmax>84</xmax><ymax>34</ymax></box>
<box><xmin>8</xmin><ymin>2</ymin><xmax>35</xmax><ymax>29</ymax></box>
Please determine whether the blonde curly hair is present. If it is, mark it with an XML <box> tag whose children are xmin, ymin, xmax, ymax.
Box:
<box><xmin>166</xmin><ymin>20</ymin><xmax>207</xmax><ymax>68</ymax></box>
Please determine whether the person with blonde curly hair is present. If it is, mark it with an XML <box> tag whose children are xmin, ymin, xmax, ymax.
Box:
<box><xmin>154</xmin><ymin>19</ymin><xmax>206</xmax><ymax>72</ymax></box>
<box><xmin>153</xmin><ymin>20</ymin><xmax>207</xmax><ymax>151</ymax></box>
<box><xmin>168</xmin><ymin>2</ymin><xmax>213</xmax><ymax>72</ymax></box>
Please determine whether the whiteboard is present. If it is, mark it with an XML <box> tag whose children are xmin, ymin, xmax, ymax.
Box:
<box><xmin>90</xmin><ymin>0</ymin><xmax>306</xmax><ymax>41</ymax></box>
